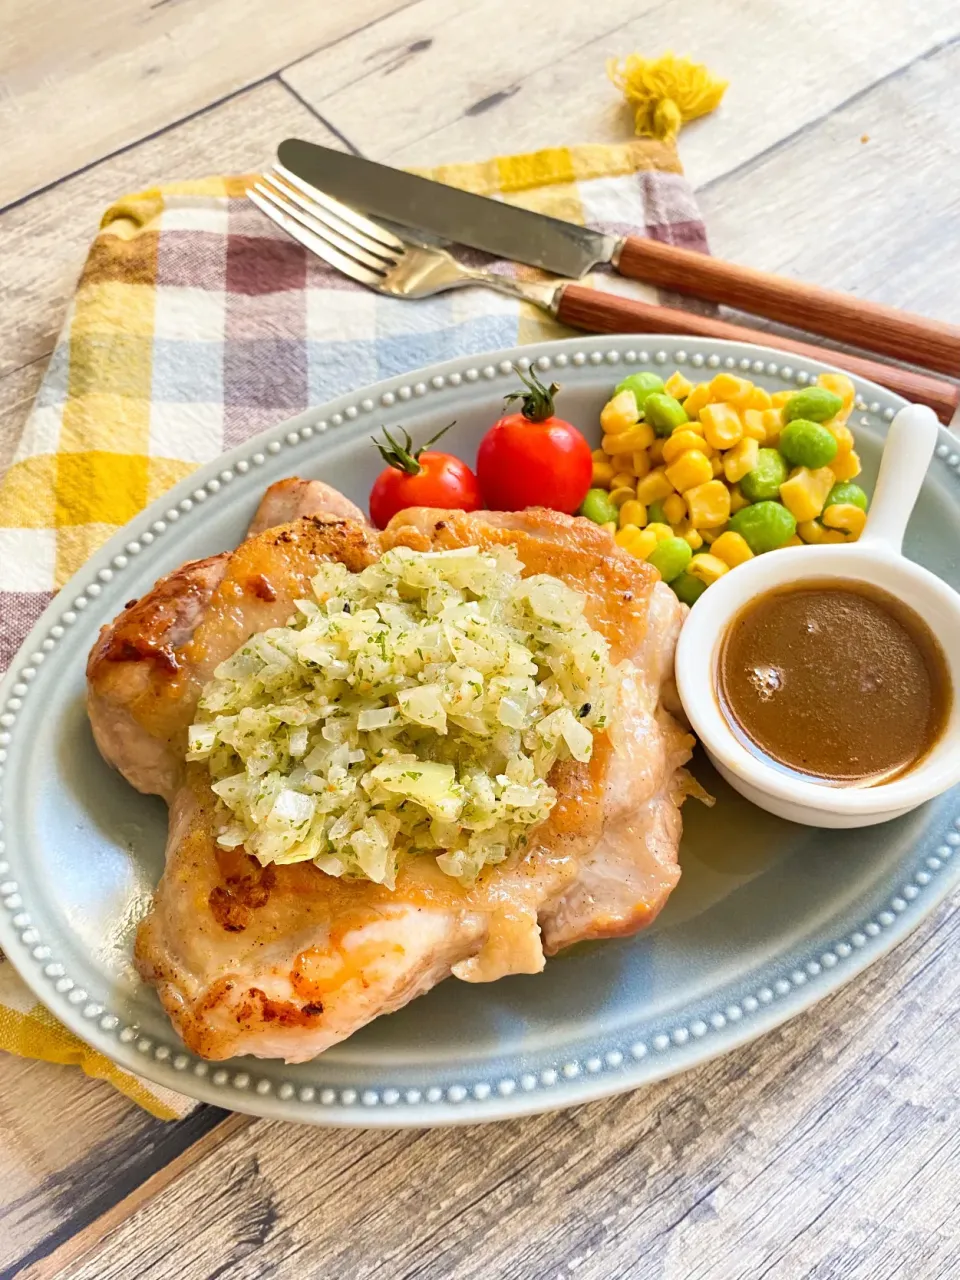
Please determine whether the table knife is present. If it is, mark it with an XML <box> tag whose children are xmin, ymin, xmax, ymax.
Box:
<box><xmin>278</xmin><ymin>138</ymin><xmax>960</xmax><ymax>380</ymax></box>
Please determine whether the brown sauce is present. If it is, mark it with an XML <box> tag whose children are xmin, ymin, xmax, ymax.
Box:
<box><xmin>717</xmin><ymin>580</ymin><xmax>951</xmax><ymax>787</ymax></box>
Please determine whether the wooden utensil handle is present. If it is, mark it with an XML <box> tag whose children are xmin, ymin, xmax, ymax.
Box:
<box><xmin>556</xmin><ymin>284</ymin><xmax>959</xmax><ymax>424</ymax></box>
<box><xmin>615</xmin><ymin>236</ymin><xmax>960</xmax><ymax>379</ymax></box>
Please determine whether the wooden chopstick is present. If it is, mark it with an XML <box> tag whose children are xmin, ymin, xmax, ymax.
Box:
<box><xmin>614</xmin><ymin>237</ymin><xmax>960</xmax><ymax>380</ymax></box>
<box><xmin>556</xmin><ymin>284</ymin><xmax>960</xmax><ymax>424</ymax></box>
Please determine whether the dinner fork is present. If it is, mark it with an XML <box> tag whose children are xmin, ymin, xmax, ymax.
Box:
<box><xmin>246</xmin><ymin>166</ymin><xmax>958</xmax><ymax>422</ymax></box>
<box><xmin>249</xmin><ymin>164</ymin><xmax>560</xmax><ymax>312</ymax></box>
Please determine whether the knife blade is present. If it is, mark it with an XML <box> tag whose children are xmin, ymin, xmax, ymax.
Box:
<box><xmin>277</xmin><ymin>138</ymin><xmax>620</xmax><ymax>279</ymax></box>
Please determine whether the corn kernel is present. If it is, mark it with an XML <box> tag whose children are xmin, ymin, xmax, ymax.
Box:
<box><xmin>711</xmin><ymin>530</ymin><xmax>755</xmax><ymax>568</ymax></box>
<box><xmin>631</xmin><ymin>450</ymin><xmax>652</xmax><ymax>480</ymax></box>
<box><xmin>664</xmin><ymin>371</ymin><xmax>694</xmax><ymax>400</ymax></box>
<box><xmin>745</xmin><ymin>386</ymin><xmax>773</xmax><ymax>411</ymax></box>
<box><xmin>741</xmin><ymin>409</ymin><xmax>768</xmax><ymax>442</ymax></box>
<box><xmin>711</xmin><ymin>455</ymin><xmax>725</xmax><ymax>477</ymax></box>
<box><xmin>779</xmin><ymin>466</ymin><xmax>836</xmax><ymax>522</ymax></box>
<box><xmin>822</xmin><ymin>502</ymin><xmax>866</xmax><ymax>536</ymax></box>
<box><xmin>662</xmin><ymin>430</ymin><xmax>713</xmax><ymax>466</ymax></box>
<box><xmin>729</xmin><ymin>390</ymin><xmax>754</xmax><ymax>413</ymax></box>
<box><xmin>663</xmin><ymin>493</ymin><xmax>687</xmax><ymax>525</ymax></box>
<box><xmin>700</xmin><ymin>525</ymin><xmax>727</xmax><ymax>545</ymax></box>
<box><xmin>723</xmin><ymin>437</ymin><xmax>760</xmax><ymax>484</ymax></box>
<box><xmin>616</xmin><ymin>526</ymin><xmax>658</xmax><ymax>560</ymax></box>
<box><xmin>760</xmin><ymin>408</ymin><xmax>783</xmax><ymax>445</ymax></box>
<box><xmin>649</xmin><ymin>439</ymin><xmax>666</xmax><ymax>466</ymax></box>
<box><xmin>665</xmin><ymin>449</ymin><xmax>713</xmax><ymax>493</ymax></box>
<box><xmin>592</xmin><ymin>460</ymin><xmax>615</xmax><ymax>486</ymax></box>
<box><xmin>771</xmin><ymin>390</ymin><xmax>793</xmax><ymax>408</ymax></box>
<box><xmin>683</xmin><ymin>418</ymin><xmax>706</xmax><ymax>436</ymax></box>
<box><xmin>798</xmin><ymin>520</ymin><xmax>847</xmax><ymax>545</ymax></box>
<box><xmin>826</xmin><ymin>422</ymin><xmax>855</xmax><ymax>454</ymax></box>
<box><xmin>610</xmin><ymin>471</ymin><xmax>635</xmax><ymax>489</ymax></box>
<box><xmin>817</xmin><ymin>372</ymin><xmax>856</xmax><ymax>423</ymax></box>
<box><xmin>643</xmin><ymin>523</ymin><xmax>673</xmax><ymax>543</ymax></box>
<box><xmin>682</xmin><ymin>528</ymin><xmax>704</xmax><ymax>550</ymax></box>
<box><xmin>618</xmin><ymin>499</ymin><xmax>648</xmax><ymax>529</ymax></box>
<box><xmin>688</xmin><ymin>552</ymin><xmax>729</xmax><ymax>585</ymax></box>
<box><xmin>636</xmin><ymin>468</ymin><xmax>675</xmax><ymax>503</ymax></box>
<box><xmin>600</xmin><ymin>390</ymin><xmax>640</xmax><ymax>435</ymax></box>
<box><xmin>682</xmin><ymin>383</ymin><xmax>713</xmax><ymax>419</ymax></box>
<box><xmin>710</xmin><ymin>372</ymin><xmax>752</xmax><ymax>402</ymax></box>
<box><xmin>830</xmin><ymin>449</ymin><xmax>861</xmax><ymax>481</ymax></box>
<box><xmin>786</xmin><ymin>534</ymin><xmax>804</xmax><ymax>546</ymax></box>
<box><xmin>728</xmin><ymin>483</ymin><xmax>750</xmax><ymax>514</ymax></box>
<box><xmin>603</xmin><ymin>422</ymin><xmax>656</xmax><ymax>454</ymax></box>
<box><xmin>631</xmin><ymin>531</ymin><xmax>659</xmax><ymax>559</ymax></box>
<box><xmin>600</xmin><ymin>521</ymin><xmax>617</xmax><ymax>535</ymax></box>
<box><xmin>685</xmin><ymin>479</ymin><xmax>732</xmax><ymax>528</ymax></box>
<box><xmin>609</xmin><ymin>485</ymin><xmax>637</xmax><ymax>508</ymax></box>
<box><xmin>701</xmin><ymin>402</ymin><xmax>744</xmax><ymax>450</ymax></box>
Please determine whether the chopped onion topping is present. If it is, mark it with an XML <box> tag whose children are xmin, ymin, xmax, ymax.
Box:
<box><xmin>188</xmin><ymin>544</ymin><xmax>614</xmax><ymax>887</ymax></box>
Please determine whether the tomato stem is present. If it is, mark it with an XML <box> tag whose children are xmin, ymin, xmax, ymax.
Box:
<box><xmin>503</xmin><ymin>364</ymin><xmax>560</xmax><ymax>423</ymax></box>
<box><xmin>372</xmin><ymin>421</ymin><xmax>456</xmax><ymax>475</ymax></box>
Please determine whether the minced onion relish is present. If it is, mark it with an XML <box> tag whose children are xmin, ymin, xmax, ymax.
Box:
<box><xmin>187</xmin><ymin>545</ymin><xmax>615</xmax><ymax>887</ymax></box>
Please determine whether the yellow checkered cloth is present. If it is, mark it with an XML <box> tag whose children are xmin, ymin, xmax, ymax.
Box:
<box><xmin>0</xmin><ymin>139</ymin><xmax>705</xmax><ymax>1118</ymax></box>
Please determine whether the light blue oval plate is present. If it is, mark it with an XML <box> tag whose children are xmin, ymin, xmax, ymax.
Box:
<box><xmin>1</xmin><ymin>335</ymin><xmax>959</xmax><ymax>1126</ymax></box>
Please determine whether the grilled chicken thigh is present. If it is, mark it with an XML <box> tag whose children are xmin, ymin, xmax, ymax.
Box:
<box><xmin>87</xmin><ymin>481</ymin><xmax>692</xmax><ymax>1062</ymax></box>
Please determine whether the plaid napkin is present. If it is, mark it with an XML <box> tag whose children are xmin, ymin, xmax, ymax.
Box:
<box><xmin>0</xmin><ymin>139</ymin><xmax>708</xmax><ymax>1117</ymax></box>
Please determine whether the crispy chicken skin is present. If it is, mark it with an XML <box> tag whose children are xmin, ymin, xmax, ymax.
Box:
<box><xmin>87</xmin><ymin>493</ymin><xmax>378</xmax><ymax>803</ymax></box>
<box><xmin>88</xmin><ymin>482</ymin><xmax>691</xmax><ymax>1062</ymax></box>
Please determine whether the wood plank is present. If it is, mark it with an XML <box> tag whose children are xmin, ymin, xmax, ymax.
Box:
<box><xmin>281</xmin><ymin>0</ymin><xmax>662</xmax><ymax>147</ymax></box>
<box><xmin>15</xmin><ymin>1115</ymin><xmax>253</xmax><ymax>1280</ymax></box>
<box><xmin>0</xmin><ymin>1047</ymin><xmax>231</xmax><ymax>1278</ymax></box>
<box><xmin>59</xmin><ymin>901</ymin><xmax>960</xmax><ymax>1280</ymax></box>
<box><xmin>0</xmin><ymin>1052</ymin><xmax>143</xmax><ymax>1271</ymax></box>
<box><xmin>697</xmin><ymin>37</ymin><xmax>960</xmax><ymax>324</ymax></box>
<box><xmin>0</xmin><ymin>357</ymin><xmax>45</xmax><ymax>482</ymax></box>
<box><xmin>282</xmin><ymin>0</ymin><xmax>960</xmax><ymax>190</ymax></box>
<box><xmin>0</xmin><ymin>78</ymin><xmax>342</xmax><ymax>466</ymax></box>
<box><xmin>0</xmin><ymin>0</ymin><xmax>404</xmax><ymax>206</ymax></box>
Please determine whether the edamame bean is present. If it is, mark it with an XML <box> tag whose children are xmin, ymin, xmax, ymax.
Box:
<box><xmin>615</xmin><ymin>372</ymin><xmax>665</xmax><ymax>413</ymax></box>
<box><xmin>647</xmin><ymin>499</ymin><xmax>668</xmax><ymax>526</ymax></box>
<box><xmin>782</xmin><ymin>387</ymin><xmax>844</xmax><ymax>423</ymax></box>
<box><xmin>579</xmin><ymin>488</ymin><xmax>620</xmax><ymax>525</ymax></box>
<box><xmin>739</xmin><ymin>447</ymin><xmax>788</xmax><ymax>502</ymax></box>
<box><xmin>643</xmin><ymin>392</ymin><xmax>689</xmax><ymax>437</ymax></box>
<box><xmin>647</xmin><ymin>537</ymin><xmax>692</xmax><ymax>583</ymax></box>
<box><xmin>671</xmin><ymin>571</ymin><xmax>707</xmax><ymax>605</ymax></box>
<box><xmin>825</xmin><ymin>481</ymin><xmax>868</xmax><ymax>511</ymax></box>
<box><xmin>779</xmin><ymin>419</ymin><xmax>839</xmax><ymax>469</ymax></box>
<box><xmin>728</xmin><ymin>501</ymin><xmax>797</xmax><ymax>553</ymax></box>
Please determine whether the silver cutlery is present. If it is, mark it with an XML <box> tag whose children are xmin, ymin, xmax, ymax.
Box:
<box><xmin>246</xmin><ymin>165</ymin><xmax>958</xmax><ymax>421</ymax></box>
<box><xmin>248</xmin><ymin>165</ymin><xmax>559</xmax><ymax>311</ymax></box>
<box><xmin>277</xmin><ymin>138</ymin><xmax>960</xmax><ymax>381</ymax></box>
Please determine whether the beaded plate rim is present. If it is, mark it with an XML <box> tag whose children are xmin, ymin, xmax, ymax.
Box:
<box><xmin>1</xmin><ymin>333</ymin><xmax>958</xmax><ymax>1127</ymax></box>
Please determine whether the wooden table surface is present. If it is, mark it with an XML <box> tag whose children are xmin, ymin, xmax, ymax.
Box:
<box><xmin>2</xmin><ymin>2</ymin><xmax>959</xmax><ymax>1277</ymax></box>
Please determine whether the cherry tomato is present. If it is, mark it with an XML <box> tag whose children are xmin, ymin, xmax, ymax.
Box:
<box><xmin>476</xmin><ymin>367</ymin><xmax>592</xmax><ymax>513</ymax></box>
<box><xmin>369</xmin><ymin>422</ymin><xmax>482</xmax><ymax>529</ymax></box>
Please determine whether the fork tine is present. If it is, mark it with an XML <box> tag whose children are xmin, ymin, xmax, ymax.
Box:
<box><xmin>252</xmin><ymin>181</ymin><xmax>391</xmax><ymax>276</ymax></box>
<box><xmin>246</xmin><ymin>187</ymin><xmax>385</xmax><ymax>290</ymax></box>
<box><xmin>272</xmin><ymin>162</ymin><xmax>406</xmax><ymax>253</ymax></box>
<box><xmin>265</xmin><ymin>168</ymin><xmax>401</xmax><ymax>262</ymax></box>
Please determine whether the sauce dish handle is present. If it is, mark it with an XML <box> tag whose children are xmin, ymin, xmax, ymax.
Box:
<box><xmin>859</xmin><ymin>404</ymin><xmax>940</xmax><ymax>554</ymax></box>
